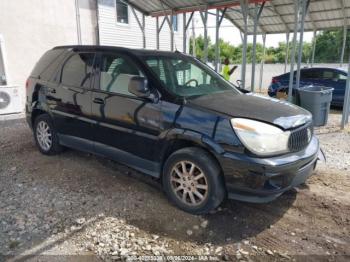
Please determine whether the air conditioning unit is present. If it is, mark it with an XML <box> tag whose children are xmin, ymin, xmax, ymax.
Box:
<box><xmin>0</xmin><ymin>86</ymin><xmax>22</xmax><ymax>115</ymax></box>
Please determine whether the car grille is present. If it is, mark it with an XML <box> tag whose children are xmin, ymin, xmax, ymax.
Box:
<box><xmin>288</xmin><ymin>124</ymin><xmax>312</xmax><ymax>152</ymax></box>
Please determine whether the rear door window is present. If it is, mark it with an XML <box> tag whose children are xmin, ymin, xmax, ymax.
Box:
<box><xmin>61</xmin><ymin>53</ymin><xmax>95</xmax><ymax>88</ymax></box>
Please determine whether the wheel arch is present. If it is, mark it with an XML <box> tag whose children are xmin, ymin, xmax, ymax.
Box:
<box><xmin>31</xmin><ymin>104</ymin><xmax>53</xmax><ymax>127</ymax></box>
<box><xmin>159</xmin><ymin>129</ymin><xmax>226</xmax><ymax>186</ymax></box>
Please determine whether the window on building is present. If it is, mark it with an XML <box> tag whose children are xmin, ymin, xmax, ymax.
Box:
<box><xmin>100</xmin><ymin>54</ymin><xmax>143</xmax><ymax>95</ymax></box>
<box><xmin>61</xmin><ymin>53</ymin><xmax>95</xmax><ymax>88</ymax></box>
<box><xmin>116</xmin><ymin>0</ymin><xmax>128</xmax><ymax>24</ymax></box>
<box><xmin>172</xmin><ymin>15</ymin><xmax>178</xmax><ymax>31</ymax></box>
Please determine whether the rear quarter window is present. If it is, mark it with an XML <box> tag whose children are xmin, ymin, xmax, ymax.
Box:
<box><xmin>31</xmin><ymin>49</ymin><xmax>66</xmax><ymax>81</ymax></box>
<box><xmin>60</xmin><ymin>53</ymin><xmax>95</xmax><ymax>88</ymax></box>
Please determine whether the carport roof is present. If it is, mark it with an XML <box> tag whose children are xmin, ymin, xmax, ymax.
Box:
<box><xmin>125</xmin><ymin>0</ymin><xmax>350</xmax><ymax>34</ymax></box>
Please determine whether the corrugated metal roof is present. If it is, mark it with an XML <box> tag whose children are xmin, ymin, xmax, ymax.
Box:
<box><xmin>125</xmin><ymin>0</ymin><xmax>350</xmax><ymax>34</ymax></box>
<box><xmin>126</xmin><ymin>0</ymin><xmax>242</xmax><ymax>16</ymax></box>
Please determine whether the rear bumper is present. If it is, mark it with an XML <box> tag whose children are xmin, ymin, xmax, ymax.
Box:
<box><xmin>218</xmin><ymin>136</ymin><xmax>320</xmax><ymax>203</ymax></box>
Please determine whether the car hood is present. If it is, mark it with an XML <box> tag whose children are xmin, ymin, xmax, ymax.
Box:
<box><xmin>187</xmin><ymin>92</ymin><xmax>312</xmax><ymax>130</ymax></box>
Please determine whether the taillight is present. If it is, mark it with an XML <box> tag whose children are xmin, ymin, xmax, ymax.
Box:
<box><xmin>271</xmin><ymin>77</ymin><xmax>279</xmax><ymax>84</ymax></box>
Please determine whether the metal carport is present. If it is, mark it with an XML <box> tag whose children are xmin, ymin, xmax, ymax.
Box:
<box><xmin>124</xmin><ymin>0</ymin><xmax>350</xmax><ymax>129</ymax></box>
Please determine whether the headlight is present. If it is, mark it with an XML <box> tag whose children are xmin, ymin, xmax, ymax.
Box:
<box><xmin>231</xmin><ymin>118</ymin><xmax>290</xmax><ymax>156</ymax></box>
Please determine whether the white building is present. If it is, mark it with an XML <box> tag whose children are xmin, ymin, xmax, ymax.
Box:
<box><xmin>98</xmin><ymin>0</ymin><xmax>185</xmax><ymax>51</ymax></box>
<box><xmin>0</xmin><ymin>0</ymin><xmax>186</xmax><ymax>114</ymax></box>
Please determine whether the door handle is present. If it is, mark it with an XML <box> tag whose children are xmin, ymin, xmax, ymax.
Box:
<box><xmin>93</xmin><ymin>98</ymin><xmax>105</xmax><ymax>105</ymax></box>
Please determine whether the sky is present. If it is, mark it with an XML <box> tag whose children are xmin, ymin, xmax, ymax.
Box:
<box><xmin>191</xmin><ymin>13</ymin><xmax>314</xmax><ymax>48</ymax></box>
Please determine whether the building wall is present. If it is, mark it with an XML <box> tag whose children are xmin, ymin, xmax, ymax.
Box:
<box><xmin>98</xmin><ymin>0</ymin><xmax>186</xmax><ymax>52</ymax></box>
<box><xmin>0</xmin><ymin>0</ymin><xmax>97</xmax><ymax>109</ymax></box>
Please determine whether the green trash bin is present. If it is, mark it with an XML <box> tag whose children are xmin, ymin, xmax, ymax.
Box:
<box><xmin>297</xmin><ymin>85</ymin><xmax>334</xmax><ymax>127</ymax></box>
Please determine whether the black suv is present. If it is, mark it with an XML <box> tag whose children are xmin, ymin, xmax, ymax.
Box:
<box><xmin>26</xmin><ymin>46</ymin><xmax>323</xmax><ymax>214</ymax></box>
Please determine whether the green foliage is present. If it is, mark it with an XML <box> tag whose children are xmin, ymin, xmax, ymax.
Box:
<box><xmin>314</xmin><ymin>29</ymin><xmax>350</xmax><ymax>63</ymax></box>
<box><xmin>189</xmin><ymin>29</ymin><xmax>349</xmax><ymax>64</ymax></box>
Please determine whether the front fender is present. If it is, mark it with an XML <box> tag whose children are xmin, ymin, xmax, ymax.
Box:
<box><xmin>160</xmin><ymin>128</ymin><xmax>225</xmax><ymax>157</ymax></box>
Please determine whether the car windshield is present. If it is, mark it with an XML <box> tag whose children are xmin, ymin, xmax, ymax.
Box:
<box><xmin>142</xmin><ymin>54</ymin><xmax>240</xmax><ymax>98</ymax></box>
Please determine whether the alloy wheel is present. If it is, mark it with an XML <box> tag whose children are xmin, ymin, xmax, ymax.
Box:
<box><xmin>36</xmin><ymin>121</ymin><xmax>52</xmax><ymax>151</ymax></box>
<box><xmin>170</xmin><ymin>161</ymin><xmax>209</xmax><ymax>206</ymax></box>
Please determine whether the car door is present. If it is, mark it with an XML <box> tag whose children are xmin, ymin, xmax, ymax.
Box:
<box><xmin>91</xmin><ymin>52</ymin><xmax>162</xmax><ymax>176</ymax></box>
<box><xmin>49</xmin><ymin>51</ymin><xmax>96</xmax><ymax>152</ymax></box>
<box><xmin>331</xmin><ymin>70</ymin><xmax>347</xmax><ymax>106</ymax></box>
<box><xmin>319</xmin><ymin>69</ymin><xmax>345</xmax><ymax>106</ymax></box>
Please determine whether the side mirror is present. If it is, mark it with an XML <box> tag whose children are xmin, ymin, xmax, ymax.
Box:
<box><xmin>128</xmin><ymin>76</ymin><xmax>150</xmax><ymax>98</ymax></box>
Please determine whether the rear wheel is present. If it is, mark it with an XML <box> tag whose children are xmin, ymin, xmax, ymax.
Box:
<box><xmin>33</xmin><ymin>114</ymin><xmax>62</xmax><ymax>155</ymax></box>
<box><xmin>163</xmin><ymin>147</ymin><xmax>225</xmax><ymax>214</ymax></box>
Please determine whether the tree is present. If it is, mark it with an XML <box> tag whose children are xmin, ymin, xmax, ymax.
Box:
<box><xmin>314</xmin><ymin>29</ymin><xmax>350</xmax><ymax>63</ymax></box>
<box><xmin>189</xmin><ymin>29</ymin><xmax>350</xmax><ymax>64</ymax></box>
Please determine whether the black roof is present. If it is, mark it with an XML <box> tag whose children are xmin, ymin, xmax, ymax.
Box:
<box><xmin>53</xmin><ymin>45</ymin><xmax>185</xmax><ymax>57</ymax></box>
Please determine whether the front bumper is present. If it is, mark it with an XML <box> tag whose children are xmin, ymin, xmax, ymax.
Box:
<box><xmin>218</xmin><ymin>136</ymin><xmax>321</xmax><ymax>203</ymax></box>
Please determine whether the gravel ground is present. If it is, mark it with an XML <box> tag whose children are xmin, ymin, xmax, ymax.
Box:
<box><xmin>0</xmin><ymin>113</ymin><xmax>349</xmax><ymax>261</ymax></box>
<box><xmin>315</xmin><ymin>110</ymin><xmax>350</xmax><ymax>171</ymax></box>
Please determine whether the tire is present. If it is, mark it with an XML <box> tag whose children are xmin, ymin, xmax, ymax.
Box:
<box><xmin>33</xmin><ymin>114</ymin><xmax>63</xmax><ymax>155</ymax></box>
<box><xmin>162</xmin><ymin>147</ymin><xmax>225</xmax><ymax>215</ymax></box>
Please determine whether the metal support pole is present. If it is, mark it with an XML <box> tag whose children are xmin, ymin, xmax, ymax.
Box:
<box><xmin>240</xmin><ymin>32</ymin><xmax>244</xmax><ymax>43</ymax></box>
<box><xmin>341</xmin><ymin>54</ymin><xmax>350</xmax><ymax>129</ymax></box>
<box><xmin>251</xmin><ymin>3</ymin><xmax>265</xmax><ymax>92</ymax></box>
<box><xmin>295</xmin><ymin>0</ymin><xmax>308</xmax><ymax>91</ymax></box>
<box><xmin>200</xmin><ymin>9</ymin><xmax>208</xmax><ymax>63</ymax></box>
<box><xmin>288</xmin><ymin>0</ymin><xmax>300</xmax><ymax>102</ymax></box>
<box><xmin>204</xmin><ymin>10</ymin><xmax>208</xmax><ymax>63</ymax></box>
<box><xmin>214</xmin><ymin>8</ymin><xmax>227</xmax><ymax>72</ymax></box>
<box><xmin>183</xmin><ymin>13</ymin><xmax>187</xmax><ymax>53</ymax></box>
<box><xmin>192</xmin><ymin>17</ymin><xmax>196</xmax><ymax>56</ymax></box>
<box><xmin>340</xmin><ymin>23</ymin><xmax>347</xmax><ymax>67</ymax></box>
<box><xmin>170</xmin><ymin>12</ymin><xmax>174</xmax><ymax>51</ymax></box>
<box><xmin>215</xmin><ymin>9</ymin><xmax>220</xmax><ymax>72</ymax></box>
<box><xmin>284</xmin><ymin>32</ymin><xmax>290</xmax><ymax>73</ymax></box>
<box><xmin>131</xmin><ymin>8</ymin><xmax>146</xmax><ymax>48</ymax></box>
<box><xmin>259</xmin><ymin>34</ymin><xmax>266</xmax><ymax>92</ymax></box>
<box><xmin>240</xmin><ymin>0</ymin><xmax>249</xmax><ymax>89</ymax></box>
<box><xmin>75</xmin><ymin>0</ymin><xmax>82</xmax><ymax>44</ymax></box>
<box><xmin>182</xmin><ymin>12</ymin><xmax>195</xmax><ymax>54</ymax></box>
<box><xmin>156</xmin><ymin>17</ymin><xmax>160</xmax><ymax>50</ymax></box>
<box><xmin>251</xmin><ymin>4</ymin><xmax>259</xmax><ymax>91</ymax></box>
<box><xmin>311</xmin><ymin>30</ymin><xmax>317</xmax><ymax>67</ymax></box>
<box><xmin>142</xmin><ymin>14</ymin><xmax>146</xmax><ymax>48</ymax></box>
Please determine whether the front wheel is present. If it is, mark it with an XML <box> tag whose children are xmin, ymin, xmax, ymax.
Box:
<box><xmin>163</xmin><ymin>147</ymin><xmax>225</xmax><ymax>214</ymax></box>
